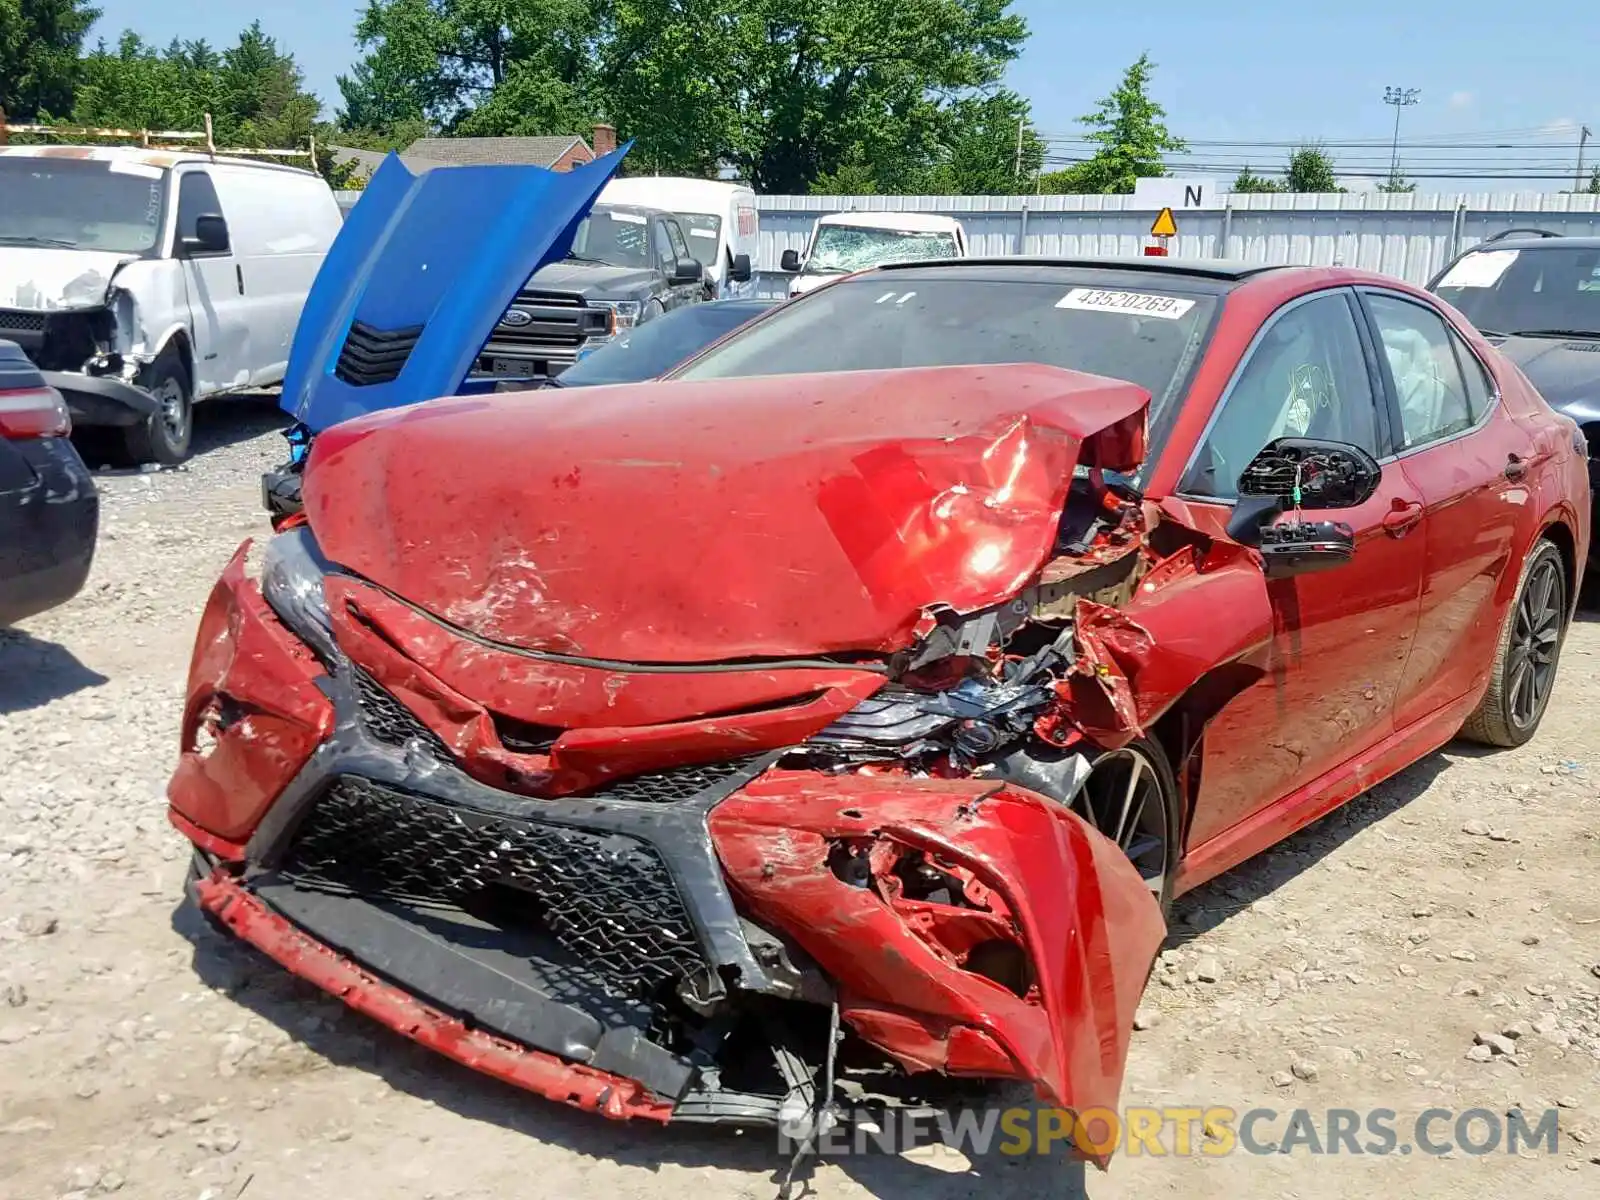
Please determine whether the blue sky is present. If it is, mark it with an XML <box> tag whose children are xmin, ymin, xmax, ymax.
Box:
<box><xmin>87</xmin><ymin>0</ymin><xmax>1598</xmax><ymax>190</ymax></box>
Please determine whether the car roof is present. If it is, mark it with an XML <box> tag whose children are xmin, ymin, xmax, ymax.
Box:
<box><xmin>0</xmin><ymin>144</ymin><xmax>318</xmax><ymax>176</ymax></box>
<box><xmin>601</xmin><ymin>177</ymin><xmax>754</xmax><ymax>209</ymax></box>
<box><xmin>1459</xmin><ymin>233</ymin><xmax>1600</xmax><ymax>252</ymax></box>
<box><xmin>870</xmin><ymin>255</ymin><xmax>1292</xmax><ymax>289</ymax></box>
<box><xmin>816</xmin><ymin>211</ymin><xmax>965</xmax><ymax>233</ymax></box>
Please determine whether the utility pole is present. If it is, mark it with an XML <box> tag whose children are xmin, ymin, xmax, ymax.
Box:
<box><xmin>1382</xmin><ymin>86</ymin><xmax>1420</xmax><ymax>187</ymax></box>
<box><xmin>1576</xmin><ymin>125</ymin><xmax>1592</xmax><ymax>192</ymax></box>
<box><xmin>1014</xmin><ymin>118</ymin><xmax>1025</xmax><ymax>178</ymax></box>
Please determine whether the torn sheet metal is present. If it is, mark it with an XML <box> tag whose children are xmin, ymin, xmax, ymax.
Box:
<box><xmin>302</xmin><ymin>363</ymin><xmax>1150</xmax><ymax>663</ymax></box>
<box><xmin>710</xmin><ymin>770</ymin><xmax>1166</xmax><ymax>1164</ymax></box>
<box><xmin>0</xmin><ymin>248</ymin><xmax>127</xmax><ymax>311</ymax></box>
<box><xmin>167</xmin><ymin>543</ymin><xmax>335</xmax><ymax>843</ymax></box>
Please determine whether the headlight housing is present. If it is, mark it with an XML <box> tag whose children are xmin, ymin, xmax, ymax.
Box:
<box><xmin>589</xmin><ymin>298</ymin><xmax>644</xmax><ymax>338</ymax></box>
<box><xmin>259</xmin><ymin>527</ymin><xmax>339</xmax><ymax>663</ymax></box>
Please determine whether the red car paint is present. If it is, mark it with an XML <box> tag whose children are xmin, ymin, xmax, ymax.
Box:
<box><xmin>302</xmin><ymin>364</ymin><xmax>1149</xmax><ymax>662</ymax></box>
<box><xmin>710</xmin><ymin>771</ymin><xmax>1167</xmax><ymax>1163</ymax></box>
<box><xmin>167</xmin><ymin>262</ymin><xmax>1590</xmax><ymax>1164</ymax></box>
<box><xmin>168</xmin><ymin>543</ymin><xmax>334</xmax><ymax>845</ymax></box>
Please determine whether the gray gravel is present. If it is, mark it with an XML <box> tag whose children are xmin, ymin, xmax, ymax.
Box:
<box><xmin>2</xmin><ymin>397</ymin><xmax>1597</xmax><ymax>1199</ymax></box>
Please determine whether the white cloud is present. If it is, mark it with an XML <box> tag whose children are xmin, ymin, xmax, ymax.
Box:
<box><xmin>1449</xmin><ymin>91</ymin><xmax>1474</xmax><ymax>109</ymax></box>
<box><xmin>1543</xmin><ymin>117</ymin><xmax>1580</xmax><ymax>134</ymax></box>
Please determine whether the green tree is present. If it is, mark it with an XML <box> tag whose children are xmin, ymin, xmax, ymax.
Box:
<box><xmin>1039</xmin><ymin>53</ymin><xmax>1185</xmax><ymax>194</ymax></box>
<box><xmin>1378</xmin><ymin>173</ymin><xmax>1416</xmax><ymax>193</ymax></box>
<box><xmin>0</xmin><ymin>0</ymin><xmax>100</xmax><ymax>120</ymax></box>
<box><xmin>1284</xmin><ymin>143</ymin><xmax>1338</xmax><ymax>192</ymax></box>
<box><xmin>1587</xmin><ymin>165</ymin><xmax>1600</xmax><ymax>194</ymax></box>
<box><xmin>1231</xmin><ymin>166</ymin><xmax>1285</xmax><ymax>193</ymax></box>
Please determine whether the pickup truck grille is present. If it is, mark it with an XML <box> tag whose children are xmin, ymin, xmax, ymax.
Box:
<box><xmin>477</xmin><ymin>290</ymin><xmax>612</xmax><ymax>374</ymax></box>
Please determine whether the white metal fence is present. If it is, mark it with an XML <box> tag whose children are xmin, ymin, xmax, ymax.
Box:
<box><xmin>749</xmin><ymin>191</ymin><xmax>1600</xmax><ymax>296</ymax></box>
<box><xmin>332</xmin><ymin>187</ymin><xmax>1600</xmax><ymax>296</ymax></box>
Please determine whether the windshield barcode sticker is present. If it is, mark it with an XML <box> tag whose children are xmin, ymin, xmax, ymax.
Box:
<box><xmin>1056</xmin><ymin>288</ymin><xmax>1195</xmax><ymax>319</ymax></box>
<box><xmin>1436</xmin><ymin>249</ymin><xmax>1518</xmax><ymax>288</ymax></box>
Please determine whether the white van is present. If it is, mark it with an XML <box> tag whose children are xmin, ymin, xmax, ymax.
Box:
<box><xmin>0</xmin><ymin>146</ymin><xmax>342</xmax><ymax>463</ymax></box>
<box><xmin>781</xmin><ymin>211</ymin><xmax>969</xmax><ymax>297</ymax></box>
<box><xmin>598</xmin><ymin>177</ymin><xmax>759</xmax><ymax>299</ymax></box>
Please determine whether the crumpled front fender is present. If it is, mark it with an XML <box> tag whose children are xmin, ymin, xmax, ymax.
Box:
<box><xmin>709</xmin><ymin>771</ymin><xmax>1165</xmax><ymax>1162</ymax></box>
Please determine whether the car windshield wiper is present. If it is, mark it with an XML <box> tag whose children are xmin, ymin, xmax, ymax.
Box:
<box><xmin>0</xmin><ymin>234</ymin><xmax>80</xmax><ymax>249</ymax></box>
<box><xmin>1506</xmin><ymin>328</ymin><xmax>1600</xmax><ymax>339</ymax></box>
<box><xmin>564</xmin><ymin>253</ymin><xmax>611</xmax><ymax>265</ymax></box>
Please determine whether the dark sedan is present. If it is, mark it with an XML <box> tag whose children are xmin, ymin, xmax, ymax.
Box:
<box><xmin>1430</xmin><ymin>232</ymin><xmax>1600</xmax><ymax>558</ymax></box>
<box><xmin>0</xmin><ymin>340</ymin><xmax>98</xmax><ymax>626</ymax></box>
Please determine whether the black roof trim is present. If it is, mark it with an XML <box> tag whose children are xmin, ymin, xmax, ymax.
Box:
<box><xmin>873</xmin><ymin>255</ymin><xmax>1291</xmax><ymax>282</ymax></box>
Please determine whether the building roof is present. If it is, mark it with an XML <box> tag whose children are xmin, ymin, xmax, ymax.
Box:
<box><xmin>400</xmin><ymin>136</ymin><xmax>590</xmax><ymax>168</ymax></box>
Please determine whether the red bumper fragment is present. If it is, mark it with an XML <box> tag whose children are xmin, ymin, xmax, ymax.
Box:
<box><xmin>194</xmin><ymin>871</ymin><xmax>675</xmax><ymax>1123</ymax></box>
<box><xmin>710</xmin><ymin>771</ymin><xmax>1166</xmax><ymax>1163</ymax></box>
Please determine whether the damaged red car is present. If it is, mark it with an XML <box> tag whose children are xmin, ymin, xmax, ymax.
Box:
<box><xmin>170</xmin><ymin>247</ymin><xmax>1590</xmax><ymax>1158</ymax></box>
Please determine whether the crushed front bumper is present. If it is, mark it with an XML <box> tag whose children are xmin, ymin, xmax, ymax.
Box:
<box><xmin>167</xmin><ymin>553</ymin><xmax>1166</xmax><ymax>1146</ymax></box>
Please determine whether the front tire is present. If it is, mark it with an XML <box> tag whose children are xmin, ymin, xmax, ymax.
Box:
<box><xmin>1459</xmin><ymin>538</ymin><xmax>1568</xmax><ymax>748</ymax></box>
<box><xmin>1074</xmin><ymin>737</ymin><xmax>1182</xmax><ymax>917</ymax></box>
<box><xmin>121</xmin><ymin>347</ymin><xmax>193</xmax><ymax>465</ymax></box>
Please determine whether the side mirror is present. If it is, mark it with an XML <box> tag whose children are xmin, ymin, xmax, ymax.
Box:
<box><xmin>730</xmin><ymin>252</ymin><xmax>753</xmax><ymax>283</ymax></box>
<box><xmin>184</xmin><ymin>213</ymin><xmax>230</xmax><ymax>254</ymax></box>
<box><xmin>1237</xmin><ymin>437</ymin><xmax>1382</xmax><ymax>509</ymax></box>
<box><xmin>672</xmin><ymin>257</ymin><xmax>703</xmax><ymax>285</ymax></box>
<box><xmin>1227</xmin><ymin>438</ymin><xmax>1383</xmax><ymax>576</ymax></box>
<box><xmin>780</xmin><ymin>248</ymin><xmax>801</xmax><ymax>272</ymax></box>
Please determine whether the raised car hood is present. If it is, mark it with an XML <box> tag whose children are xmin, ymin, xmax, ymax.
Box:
<box><xmin>0</xmin><ymin>247</ymin><xmax>130</xmax><ymax>311</ymax></box>
<box><xmin>280</xmin><ymin>144</ymin><xmax>630</xmax><ymax>433</ymax></box>
<box><xmin>303</xmin><ymin>363</ymin><xmax>1150</xmax><ymax>663</ymax></box>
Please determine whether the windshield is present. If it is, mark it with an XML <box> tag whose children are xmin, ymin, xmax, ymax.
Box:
<box><xmin>560</xmin><ymin>302</ymin><xmax>773</xmax><ymax>386</ymax></box>
<box><xmin>805</xmin><ymin>226</ymin><xmax>959</xmax><ymax>274</ymax></box>
<box><xmin>672</xmin><ymin>274</ymin><xmax>1217</xmax><ymax>439</ymax></box>
<box><xmin>567</xmin><ymin>206</ymin><xmax>652</xmax><ymax>269</ymax></box>
<box><xmin>675</xmin><ymin>212</ymin><xmax>723</xmax><ymax>252</ymax></box>
<box><xmin>0</xmin><ymin>157</ymin><xmax>167</xmax><ymax>254</ymax></box>
<box><xmin>1433</xmin><ymin>244</ymin><xmax>1600</xmax><ymax>337</ymax></box>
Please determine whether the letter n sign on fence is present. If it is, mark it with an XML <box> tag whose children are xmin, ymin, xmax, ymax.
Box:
<box><xmin>1132</xmin><ymin>178</ymin><xmax>1221</xmax><ymax>210</ymax></box>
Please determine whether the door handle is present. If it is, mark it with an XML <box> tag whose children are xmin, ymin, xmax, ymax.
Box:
<box><xmin>235</xmin><ymin>264</ymin><xmax>245</xmax><ymax>295</ymax></box>
<box><xmin>1503</xmin><ymin>453</ymin><xmax>1527</xmax><ymax>481</ymax></box>
<box><xmin>1382</xmin><ymin>499</ymin><xmax>1424</xmax><ymax>536</ymax></box>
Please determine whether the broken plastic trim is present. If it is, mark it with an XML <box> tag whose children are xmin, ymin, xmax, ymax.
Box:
<box><xmin>259</xmin><ymin>527</ymin><xmax>340</xmax><ymax>664</ymax></box>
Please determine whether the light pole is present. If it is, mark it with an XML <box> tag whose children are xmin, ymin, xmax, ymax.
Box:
<box><xmin>1383</xmin><ymin>86</ymin><xmax>1421</xmax><ymax>187</ymax></box>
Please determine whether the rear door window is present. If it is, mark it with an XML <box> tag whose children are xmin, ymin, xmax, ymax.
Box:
<box><xmin>1364</xmin><ymin>293</ymin><xmax>1476</xmax><ymax>449</ymax></box>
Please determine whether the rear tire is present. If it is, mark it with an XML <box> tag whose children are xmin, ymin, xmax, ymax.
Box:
<box><xmin>121</xmin><ymin>347</ymin><xmax>193</xmax><ymax>466</ymax></box>
<box><xmin>1459</xmin><ymin>539</ymin><xmax>1568</xmax><ymax>748</ymax></box>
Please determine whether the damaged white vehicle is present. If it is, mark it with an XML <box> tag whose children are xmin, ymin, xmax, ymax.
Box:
<box><xmin>0</xmin><ymin>146</ymin><xmax>342</xmax><ymax>463</ymax></box>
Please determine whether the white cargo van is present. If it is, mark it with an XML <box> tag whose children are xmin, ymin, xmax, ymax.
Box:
<box><xmin>781</xmin><ymin>211</ymin><xmax>969</xmax><ymax>297</ymax></box>
<box><xmin>598</xmin><ymin>177</ymin><xmax>759</xmax><ymax>298</ymax></box>
<box><xmin>0</xmin><ymin>146</ymin><xmax>342</xmax><ymax>463</ymax></box>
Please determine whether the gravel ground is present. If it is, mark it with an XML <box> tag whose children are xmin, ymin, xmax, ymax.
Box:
<box><xmin>1</xmin><ymin>397</ymin><xmax>1597</xmax><ymax>1200</ymax></box>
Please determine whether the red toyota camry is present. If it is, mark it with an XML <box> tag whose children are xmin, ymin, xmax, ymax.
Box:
<box><xmin>169</xmin><ymin>257</ymin><xmax>1590</xmax><ymax>1161</ymax></box>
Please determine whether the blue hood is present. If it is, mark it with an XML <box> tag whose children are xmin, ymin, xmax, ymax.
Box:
<box><xmin>281</xmin><ymin>145</ymin><xmax>630</xmax><ymax>432</ymax></box>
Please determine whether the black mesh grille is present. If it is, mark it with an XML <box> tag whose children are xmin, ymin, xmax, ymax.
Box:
<box><xmin>584</xmin><ymin>758</ymin><xmax>759</xmax><ymax>803</ymax></box>
<box><xmin>281</xmin><ymin>776</ymin><xmax>709</xmax><ymax>999</ymax></box>
<box><xmin>351</xmin><ymin>668</ymin><xmax>451</xmax><ymax>758</ymax></box>
<box><xmin>334</xmin><ymin>320</ymin><xmax>422</xmax><ymax>386</ymax></box>
<box><xmin>0</xmin><ymin>310</ymin><xmax>46</xmax><ymax>333</ymax></box>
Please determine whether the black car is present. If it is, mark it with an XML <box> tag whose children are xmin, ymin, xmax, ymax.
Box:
<box><xmin>262</xmin><ymin>301</ymin><xmax>776</xmax><ymax>526</ymax></box>
<box><xmin>544</xmin><ymin>298</ymin><xmax>777</xmax><ymax>388</ymax></box>
<box><xmin>1429</xmin><ymin>231</ymin><xmax>1600</xmax><ymax>557</ymax></box>
<box><xmin>474</xmin><ymin>203</ymin><xmax>707</xmax><ymax>381</ymax></box>
<box><xmin>0</xmin><ymin>339</ymin><xmax>98</xmax><ymax>626</ymax></box>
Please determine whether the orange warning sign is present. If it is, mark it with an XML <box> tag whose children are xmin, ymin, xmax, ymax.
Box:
<box><xmin>1150</xmin><ymin>207</ymin><xmax>1178</xmax><ymax>238</ymax></box>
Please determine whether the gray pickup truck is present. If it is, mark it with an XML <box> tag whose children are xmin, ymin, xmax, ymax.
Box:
<box><xmin>475</xmin><ymin>203</ymin><xmax>706</xmax><ymax>380</ymax></box>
